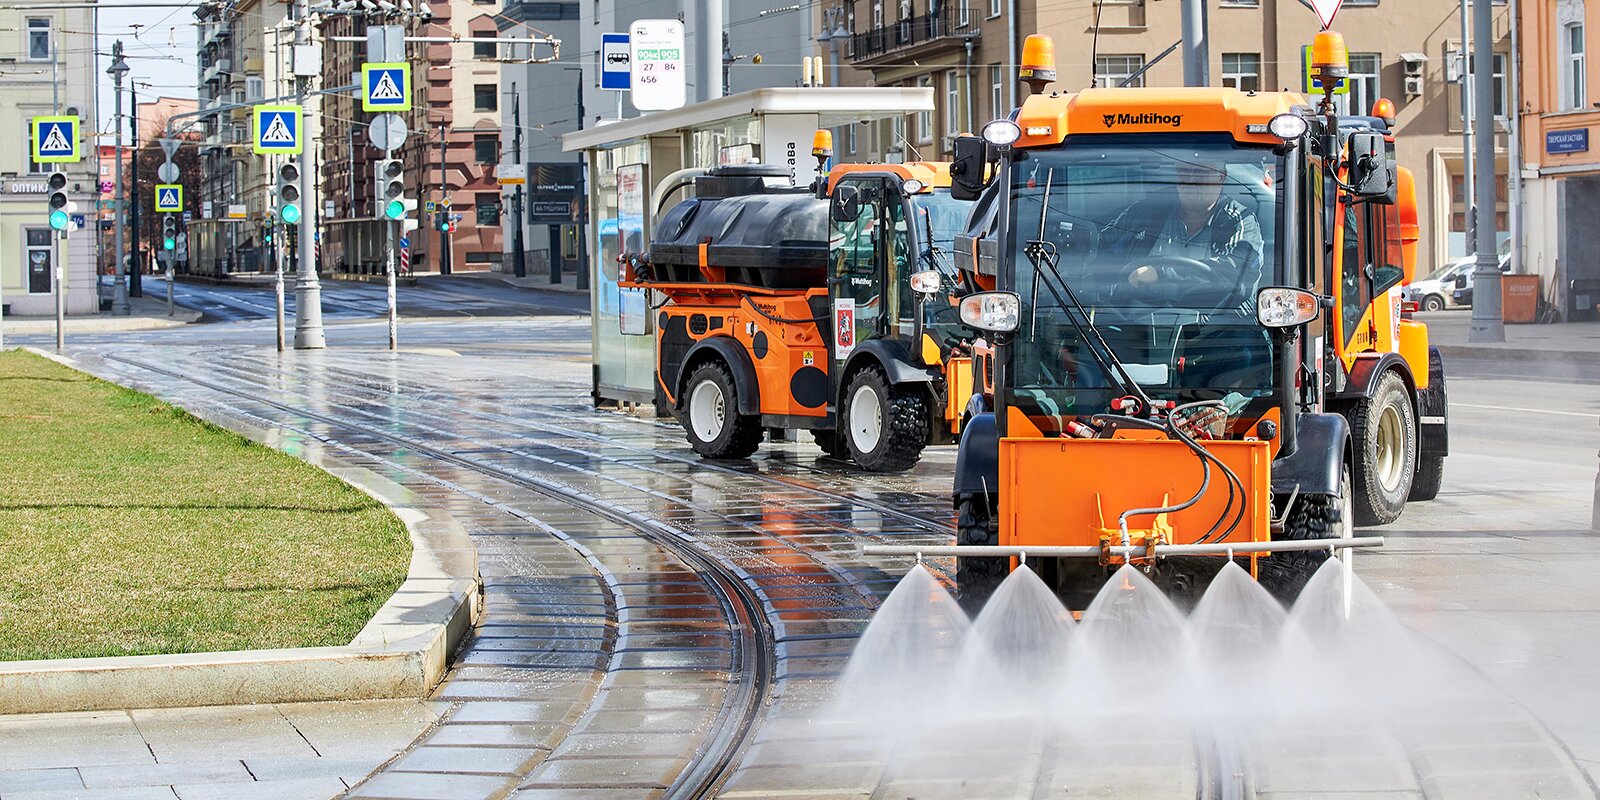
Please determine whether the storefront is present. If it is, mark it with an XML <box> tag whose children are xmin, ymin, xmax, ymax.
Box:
<box><xmin>0</xmin><ymin>179</ymin><xmax>98</xmax><ymax>318</ymax></box>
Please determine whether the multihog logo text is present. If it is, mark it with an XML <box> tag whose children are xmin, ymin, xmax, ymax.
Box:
<box><xmin>1103</xmin><ymin>113</ymin><xmax>1183</xmax><ymax>128</ymax></box>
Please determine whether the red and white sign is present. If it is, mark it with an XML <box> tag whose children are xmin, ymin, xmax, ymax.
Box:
<box><xmin>1308</xmin><ymin>0</ymin><xmax>1342</xmax><ymax>30</ymax></box>
<box><xmin>834</xmin><ymin>298</ymin><xmax>856</xmax><ymax>359</ymax></box>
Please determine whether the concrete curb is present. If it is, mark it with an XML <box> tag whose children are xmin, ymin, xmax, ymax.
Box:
<box><xmin>1435</xmin><ymin>344</ymin><xmax>1600</xmax><ymax>367</ymax></box>
<box><xmin>0</xmin><ymin>348</ymin><xmax>481</xmax><ymax>715</ymax></box>
<box><xmin>1</xmin><ymin>308</ymin><xmax>202</xmax><ymax>335</ymax></box>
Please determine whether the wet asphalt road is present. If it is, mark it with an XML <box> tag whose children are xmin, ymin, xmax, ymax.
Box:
<box><xmin>25</xmin><ymin>279</ymin><xmax>1600</xmax><ymax>799</ymax></box>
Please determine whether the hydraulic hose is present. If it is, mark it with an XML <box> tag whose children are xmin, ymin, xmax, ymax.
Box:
<box><xmin>1170</xmin><ymin>400</ymin><xmax>1248</xmax><ymax>544</ymax></box>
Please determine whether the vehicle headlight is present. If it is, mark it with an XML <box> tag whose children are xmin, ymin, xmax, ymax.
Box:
<box><xmin>909</xmin><ymin>270</ymin><xmax>942</xmax><ymax>294</ymax></box>
<box><xmin>959</xmin><ymin>291</ymin><xmax>1021</xmax><ymax>333</ymax></box>
<box><xmin>982</xmin><ymin>119</ymin><xmax>1022</xmax><ymax>148</ymax></box>
<box><xmin>1256</xmin><ymin>287</ymin><xmax>1321</xmax><ymax>328</ymax></box>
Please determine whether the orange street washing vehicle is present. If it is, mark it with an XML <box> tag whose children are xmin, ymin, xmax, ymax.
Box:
<box><xmin>624</xmin><ymin>137</ymin><xmax>978</xmax><ymax>471</ymax></box>
<box><xmin>866</xmin><ymin>32</ymin><xmax>1449</xmax><ymax>611</ymax></box>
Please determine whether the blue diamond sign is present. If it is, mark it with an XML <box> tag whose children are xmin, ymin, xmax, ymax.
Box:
<box><xmin>362</xmin><ymin>63</ymin><xmax>411</xmax><ymax>112</ymax></box>
<box><xmin>32</xmin><ymin>116</ymin><xmax>80</xmax><ymax>163</ymax></box>
<box><xmin>252</xmin><ymin>105</ymin><xmax>302</xmax><ymax>155</ymax></box>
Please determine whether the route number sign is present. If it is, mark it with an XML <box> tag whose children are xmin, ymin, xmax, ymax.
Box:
<box><xmin>629</xmin><ymin>19</ymin><xmax>685</xmax><ymax>111</ymax></box>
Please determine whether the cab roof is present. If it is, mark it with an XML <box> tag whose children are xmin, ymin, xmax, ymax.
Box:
<box><xmin>827</xmin><ymin>161</ymin><xmax>952</xmax><ymax>193</ymax></box>
<box><xmin>1015</xmin><ymin>87</ymin><xmax>1311</xmax><ymax>149</ymax></box>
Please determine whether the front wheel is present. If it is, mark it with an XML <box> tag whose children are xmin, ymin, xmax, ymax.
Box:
<box><xmin>955</xmin><ymin>493</ymin><xmax>1004</xmax><ymax>616</ymax></box>
<box><xmin>680</xmin><ymin>361</ymin><xmax>763</xmax><ymax>459</ymax></box>
<box><xmin>1259</xmin><ymin>473</ymin><xmax>1353</xmax><ymax>604</ymax></box>
<box><xmin>842</xmin><ymin>368</ymin><xmax>928</xmax><ymax>472</ymax></box>
<box><xmin>1422</xmin><ymin>294</ymin><xmax>1445</xmax><ymax>312</ymax></box>
<box><xmin>1348</xmin><ymin>371</ymin><xmax>1417</xmax><ymax>526</ymax></box>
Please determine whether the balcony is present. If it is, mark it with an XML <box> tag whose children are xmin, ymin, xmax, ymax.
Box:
<box><xmin>846</xmin><ymin>7</ymin><xmax>978</xmax><ymax>66</ymax></box>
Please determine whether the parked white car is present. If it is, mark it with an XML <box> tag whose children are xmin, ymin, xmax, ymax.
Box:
<box><xmin>1405</xmin><ymin>259</ymin><xmax>1473</xmax><ymax>311</ymax></box>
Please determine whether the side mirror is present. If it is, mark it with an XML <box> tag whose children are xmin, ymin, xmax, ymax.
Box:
<box><xmin>831</xmin><ymin>185</ymin><xmax>861</xmax><ymax>223</ymax></box>
<box><xmin>1453</xmin><ymin>273</ymin><xmax>1468</xmax><ymax>289</ymax></box>
<box><xmin>950</xmin><ymin>134</ymin><xmax>989</xmax><ymax>202</ymax></box>
<box><xmin>1345</xmin><ymin>132</ymin><xmax>1395</xmax><ymax>199</ymax></box>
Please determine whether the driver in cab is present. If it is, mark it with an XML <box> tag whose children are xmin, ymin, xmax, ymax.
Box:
<box><xmin>1099</xmin><ymin>161</ymin><xmax>1265</xmax><ymax>305</ymax></box>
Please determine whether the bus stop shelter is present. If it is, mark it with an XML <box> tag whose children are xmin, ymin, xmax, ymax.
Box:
<box><xmin>562</xmin><ymin>86</ymin><xmax>934</xmax><ymax>406</ymax></box>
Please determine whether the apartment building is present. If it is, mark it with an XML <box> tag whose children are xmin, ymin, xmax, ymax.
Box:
<box><xmin>820</xmin><ymin>0</ymin><xmax>1513</xmax><ymax>275</ymax></box>
<box><xmin>1</xmin><ymin>4</ymin><xmax>99</xmax><ymax>316</ymax></box>
<box><xmin>1520</xmin><ymin>0</ymin><xmax>1600</xmax><ymax>320</ymax></box>
<box><xmin>191</xmin><ymin>0</ymin><xmax>321</xmax><ymax>276</ymax></box>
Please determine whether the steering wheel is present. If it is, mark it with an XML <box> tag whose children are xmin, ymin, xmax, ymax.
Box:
<box><xmin>1113</xmin><ymin>255</ymin><xmax>1247</xmax><ymax>309</ymax></box>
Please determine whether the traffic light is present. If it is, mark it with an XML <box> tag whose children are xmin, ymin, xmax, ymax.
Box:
<box><xmin>47</xmin><ymin>172</ymin><xmax>69</xmax><ymax>231</ymax></box>
<box><xmin>162</xmin><ymin>215</ymin><xmax>176</xmax><ymax>251</ymax></box>
<box><xmin>375</xmin><ymin>158</ymin><xmax>408</xmax><ymax>220</ymax></box>
<box><xmin>276</xmin><ymin>161</ymin><xmax>302</xmax><ymax>225</ymax></box>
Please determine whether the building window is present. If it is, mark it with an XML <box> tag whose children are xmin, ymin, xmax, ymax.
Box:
<box><xmin>944</xmin><ymin>69</ymin><xmax>961</xmax><ymax>137</ymax></box>
<box><xmin>1565</xmin><ymin>20</ymin><xmax>1588</xmax><ymax>110</ymax></box>
<box><xmin>26</xmin><ymin>17</ymin><xmax>50</xmax><ymax>61</ymax></box>
<box><xmin>475</xmin><ymin>193</ymin><xmax>501</xmax><ymax>226</ymax></box>
<box><xmin>474</xmin><ymin>38</ymin><xmax>497</xmax><ymax>59</ymax></box>
<box><xmin>25</xmin><ymin>121</ymin><xmax>45</xmax><ymax>174</ymax></box>
<box><xmin>474</xmin><ymin>133</ymin><xmax>499</xmax><ymax>163</ymax></box>
<box><xmin>956</xmin><ymin>0</ymin><xmax>969</xmax><ymax>27</ymax></box>
<box><xmin>835</xmin><ymin>123</ymin><xmax>856</xmax><ymax>155</ymax></box>
<box><xmin>474</xmin><ymin>84</ymin><xmax>498</xmax><ymax>111</ymax></box>
<box><xmin>25</xmin><ymin>228</ymin><xmax>53</xmax><ymax>294</ymax></box>
<box><xmin>989</xmin><ymin>0</ymin><xmax>1000</xmax><ymax>17</ymax></box>
<box><xmin>1221</xmin><ymin>53</ymin><xmax>1260</xmax><ymax>92</ymax></box>
<box><xmin>916</xmin><ymin>75</ymin><xmax>933</xmax><ymax>144</ymax></box>
<box><xmin>1336</xmin><ymin>53</ymin><xmax>1382</xmax><ymax>117</ymax></box>
<box><xmin>1095</xmin><ymin>55</ymin><xmax>1144</xmax><ymax>88</ymax></box>
<box><xmin>990</xmin><ymin>64</ymin><xmax>1004</xmax><ymax>119</ymax></box>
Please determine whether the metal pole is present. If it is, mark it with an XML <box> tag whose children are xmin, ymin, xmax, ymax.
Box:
<box><xmin>130</xmin><ymin>82</ymin><xmax>142</xmax><ymax>298</ymax></box>
<box><xmin>55</xmin><ymin>232</ymin><xmax>65</xmax><ymax>349</ymax></box>
<box><xmin>437</xmin><ymin>122</ymin><xmax>451</xmax><ymax>275</ymax></box>
<box><xmin>111</xmin><ymin>42</ymin><xmax>130</xmax><ymax>316</ymax></box>
<box><xmin>695</xmin><ymin>0</ymin><xmax>723</xmax><ymax>102</ymax></box>
<box><xmin>859</xmin><ymin>537</ymin><xmax>1387</xmax><ymax>559</ymax></box>
<box><xmin>1469</xmin><ymin>0</ymin><xmax>1504</xmax><ymax>343</ymax></box>
<box><xmin>276</xmin><ymin>219</ymin><xmax>286</xmax><ymax>351</ymax></box>
<box><xmin>574</xmin><ymin>71</ymin><xmax>587</xmax><ymax>292</ymax></box>
<box><xmin>386</xmin><ymin>206</ymin><xmax>397</xmax><ymax>349</ymax></box>
<box><xmin>1507</xmin><ymin>0</ymin><xmax>1523</xmax><ymax>275</ymax></box>
<box><xmin>1181</xmin><ymin>0</ymin><xmax>1209</xmax><ymax>87</ymax></box>
<box><xmin>1459</xmin><ymin>0</ymin><xmax>1475</xmax><ymax>252</ymax></box>
<box><xmin>512</xmin><ymin>84</ymin><xmax>527</xmax><ymax>279</ymax></box>
<box><xmin>293</xmin><ymin>0</ymin><xmax>325</xmax><ymax>349</ymax></box>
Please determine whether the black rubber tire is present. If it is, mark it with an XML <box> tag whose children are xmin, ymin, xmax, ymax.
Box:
<box><xmin>1258</xmin><ymin>476</ymin><xmax>1351</xmax><ymax>604</ymax></box>
<box><xmin>1422</xmin><ymin>294</ymin><xmax>1445</xmax><ymax>312</ymax></box>
<box><xmin>811</xmin><ymin>430</ymin><xmax>850</xmax><ymax>459</ymax></box>
<box><xmin>842</xmin><ymin>367</ymin><xmax>928</xmax><ymax>472</ymax></box>
<box><xmin>679</xmin><ymin>361</ymin><xmax>764</xmax><ymax>459</ymax></box>
<box><xmin>955</xmin><ymin>492</ymin><xmax>1005</xmax><ymax>617</ymax></box>
<box><xmin>1409</xmin><ymin>455</ymin><xmax>1445</xmax><ymax>501</ymax></box>
<box><xmin>1348</xmin><ymin>371</ymin><xmax>1417</xmax><ymax>526</ymax></box>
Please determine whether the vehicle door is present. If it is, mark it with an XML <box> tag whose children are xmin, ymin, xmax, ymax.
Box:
<box><xmin>829</xmin><ymin>175</ymin><xmax>894</xmax><ymax>361</ymax></box>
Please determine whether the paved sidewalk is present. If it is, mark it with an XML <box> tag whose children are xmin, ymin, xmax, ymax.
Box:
<box><xmin>449</xmin><ymin>270</ymin><xmax>589</xmax><ymax>295</ymax></box>
<box><xmin>1</xmin><ymin>296</ymin><xmax>200</xmax><ymax>337</ymax></box>
<box><xmin>0</xmin><ymin>699</ymin><xmax>442</xmax><ymax>800</ymax></box>
<box><xmin>1419</xmin><ymin>310</ymin><xmax>1600</xmax><ymax>364</ymax></box>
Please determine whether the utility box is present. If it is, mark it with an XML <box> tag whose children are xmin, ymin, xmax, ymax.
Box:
<box><xmin>1502</xmin><ymin>274</ymin><xmax>1541</xmax><ymax>323</ymax></box>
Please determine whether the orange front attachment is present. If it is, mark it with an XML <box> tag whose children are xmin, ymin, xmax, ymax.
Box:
<box><xmin>998</xmin><ymin>437</ymin><xmax>1271</xmax><ymax>558</ymax></box>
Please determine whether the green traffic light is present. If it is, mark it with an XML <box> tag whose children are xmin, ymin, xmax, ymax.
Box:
<box><xmin>384</xmin><ymin>199</ymin><xmax>406</xmax><ymax>220</ymax></box>
<box><xmin>163</xmin><ymin>237</ymin><xmax>176</xmax><ymax>251</ymax></box>
<box><xmin>48</xmin><ymin>209</ymin><xmax>69</xmax><ymax>231</ymax></box>
<box><xmin>280</xmin><ymin>203</ymin><xmax>301</xmax><ymax>225</ymax></box>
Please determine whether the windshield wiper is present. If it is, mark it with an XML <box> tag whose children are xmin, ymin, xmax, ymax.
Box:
<box><xmin>1024</xmin><ymin>172</ymin><xmax>1156</xmax><ymax>411</ymax></box>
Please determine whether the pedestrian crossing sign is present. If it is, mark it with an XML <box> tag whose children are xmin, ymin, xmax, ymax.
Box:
<box><xmin>362</xmin><ymin>63</ymin><xmax>411</xmax><ymax>112</ymax></box>
<box><xmin>32</xmin><ymin>116</ymin><xmax>81</xmax><ymax>163</ymax></box>
<box><xmin>155</xmin><ymin>184</ymin><xmax>183</xmax><ymax>212</ymax></box>
<box><xmin>252</xmin><ymin>105</ymin><xmax>303</xmax><ymax>155</ymax></box>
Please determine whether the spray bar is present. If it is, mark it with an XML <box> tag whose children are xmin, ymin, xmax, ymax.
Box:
<box><xmin>860</xmin><ymin>537</ymin><xmax>1384</xmax><ymax>560</ymax></box>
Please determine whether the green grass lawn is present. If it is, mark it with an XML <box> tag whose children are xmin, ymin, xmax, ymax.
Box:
<box><xmin>0</xmin><ymin>350</ymin><xmax>411</xmax><ymax>661</ymax></box>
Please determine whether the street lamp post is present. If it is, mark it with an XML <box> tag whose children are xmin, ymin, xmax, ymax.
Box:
<box><xmin>107</xmin><ymin>43</ymin><xmax>130</xmax><ymax>316</ymax></box>
<box><xmin>292</xmin><ymin>0</ymin><xmax>326</xmax><ymax>349</ymax></box>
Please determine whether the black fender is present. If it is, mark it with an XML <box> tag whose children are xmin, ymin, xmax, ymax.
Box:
<box><xmin>677</xmin><ymin>337</ymin><xmax>761</xmax><ymax>415</ymax></box>
<box><xmin>1271</xmin><ymin>412</ymin><xmax>1349</xmax><ymax>497</ymax></box>
<box><xmin>843</xmin><ymin>339</ymin><xmax>941</xmax><ymax>387</ymax></box>
<box><xmin>1417</xmin><ymin>346</ymin><xmax>1449</xmax><ymax>457</ymax></box>
<box><xmin>1329</xmin><ymin>351</ymin><xmax>1416</xmax><ymax>403</ymax></box>
<box><xmin>963</xmin><ymin>391</ymin><xmax>992</xmax><ymax>422</ymax></box>
<box><xmin>953</xmin><ymin>411</ymin><xmax>999</xmax><ymax>501</ymax></box>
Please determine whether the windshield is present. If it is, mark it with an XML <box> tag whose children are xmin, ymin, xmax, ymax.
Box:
<box><xmin>1006</xmin><ymin>135</ymin><xmax>1285</xmax><ymax>429</ymax></box>
<box><xmin>912</xmin><ymin>189</ymin><xmax>972</xmax><ymax>258</ymax></box>
<box><xmin>911</xmin><ymin>188</ymin><xmax>977</xmax><ymax>345</ymax></box>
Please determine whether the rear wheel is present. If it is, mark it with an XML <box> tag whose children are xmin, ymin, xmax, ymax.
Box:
<box><xmin>1409</xmin><ymin>455</ymin><xmax>1445</xmax><ymax>501</ymax></box>
<box><xmin>955</xmin><ymin>493</ymin><xmax>1005</xmax><ymax>617</ymax></box>
<box><xmin>1422</xmin><ymin>294</ymin><xmax>1445</xmax><ymax>312</ymax></box>
<box><xmin>842</xmin><ymin>368</ymin><xmax>928</xmax><ymax>472</ymax></box>
<box><xmin>680</xmin><ymin>361</ymin><xmax>763</xmax><ymax>459</ymax></box>
<box><xmin>1259</xmin><ymin>474</ymin><xmax>1353</xmax><ymax>604</ymax></box>
<box><xmin>1349</xmin><ymin>371</ymin><xmax>1417</xmax><ymax>526</ymax></box>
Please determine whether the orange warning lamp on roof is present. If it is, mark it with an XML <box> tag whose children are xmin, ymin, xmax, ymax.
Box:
<box><xmin>1371</xmin><ymin>97</ymin><xmax>1397</xmax><ymax>126</ymax></box>
<box><xmin>812</xmin><ymin>129</ymin><xmax>834</xmax><ymax>159</ymax></box>
<box><xmin>1019</xmin><ymin>34</ymin><xmax>1056</xmax><ymax>96</ymax></box>
<box><xmin>1309</xmin><ymin>30</ymin><xmax>1350</xmax><ymax>86</ymax></box>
